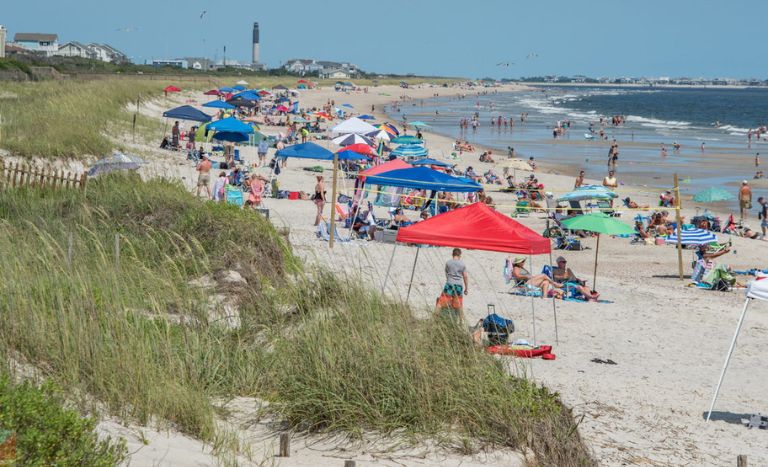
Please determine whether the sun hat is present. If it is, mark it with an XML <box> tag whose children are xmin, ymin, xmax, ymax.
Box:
<box><xmin>512</xmin><ymin>256</ymin><xmax>526</xmax><ymax>265</ymax></box>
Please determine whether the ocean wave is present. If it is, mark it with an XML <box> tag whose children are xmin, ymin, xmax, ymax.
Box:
<box><xmin>626</xmin><ymin>115</ymin><xmax>692</xmax><ymax>127</ymax></box>
<box><xmin>719</xmin><ymin>125</ymin><xmax>750</xmax><ymax>134</ymax></box>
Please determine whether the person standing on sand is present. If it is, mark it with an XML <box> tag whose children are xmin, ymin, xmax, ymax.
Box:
<box><xmin>196</xmin><ymin>154</ymin><xmax>212</xmax><ymax>199</ymax></box>
<box><xmin>171</xmin><ymin>121</ymin><xmax>180</xmax><ymax>148</ymax></box>
<box><xmin>436</xmin><ymin>248</ymin><xmax>468</xmax><ymax>322</ymax></box>
<box><xmin>739</xmin><ymin>181</ymin><xmax>752</xmax><ymax>222</ymax></box>
<box><xmin>574</xmin><ymin>170</ymin><xmax>585</xmax><ymax>188</ymax></box>
<box><xmin>756</xmin><ymin>153</ymin><xmax>760</xmax><ymax>167</ymax></box>
<box><xmin>257</xmin><ymin>138</ymin><xmax>269</xmax><ymax>167</ymax></box>
<box><xmin>313</xmin><ymin>175</ymin><xmax>326</xmax><ymax>226</ymax></box>
<box><xmin>757</xmin><ymin>197</ymin><xmax>767</xmax><ymax>240</ymax></box>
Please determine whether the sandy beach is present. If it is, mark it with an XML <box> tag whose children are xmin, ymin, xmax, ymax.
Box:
<box><xmin>23</xmin><ymin>83</ymin><xmax>766</xmax><ymax>466</ymax></box>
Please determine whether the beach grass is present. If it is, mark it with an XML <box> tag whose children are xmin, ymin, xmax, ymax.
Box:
<box><xmin>0</xmin><ymin>174</ymin><xmax>591</xmax><ymax>465</ymax></box>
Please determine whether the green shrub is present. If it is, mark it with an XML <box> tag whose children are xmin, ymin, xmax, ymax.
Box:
<box><xmin>0</xmin><ymin>374</ymin><xmax>125</xmax><ymax>465</ymax></box>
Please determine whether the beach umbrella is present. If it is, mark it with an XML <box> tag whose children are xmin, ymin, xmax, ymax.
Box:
<box><xmin>203</xmin><ymin>100</ymin><xmax>236</xmax><ymax>110</ymax></box>
<box><xmin>707</xmin><ymin>278</ymin><xmax>768</xmax><ymax>421</ymax></box>
<box><xmin>332</xmin><ymin>134</ymin><xmax>373</xmax><ymax>146</ymax></box>
<box><xmin>226</xmin><ymin>97</ymin><xmax>258</xmax><ymax>108</ymax></box>
<box><xmin>357</xmin><ymin>114</ymin><xmax>375</xmax><ymax>120</ymax></box>
<box><xmin>219</xmin><ymin>86</ymin><xmax>236</xmax><ymax>93</ymax></box>
<box><xmin>557</xmin><ymin>186</ymin><xmax>617</xmax><ymax>202</ymax></box>
<box><xmin>376</xmin><ymin>122</ymin><xmax>399</xmax><ymax>136</ymax></box>
<box><xmin>335</xmin><ymin>150</ymin><xmax>369</xmax><ymax>161</ymax></box>
<box><xmin>163</xmin><ymin>85</ymin><xmax>182</xmax><ymax>93</ymax></box>
<box><xmin>88</xmin><ymin>151</ymin><xmax>145</xmax><ymax>177</ymax></box>
<box><xmin>203</xmin><ymin>89</ymin><xmax>221</xmax><ymax>96</ymax></box>
<box><xmin>275</xmin><ymin>105</ymin><xmax>290</xmax><ymax>112</ymax></box>
<box><xmin>410</xmin><ymin>121</ymin><xmax>430</xmax><ymax>128</ymax></box>
<box><xmin>560</xmin><ymin>213</ymin><xmax>635</xmax><ymax>291</ymax></box>
<box><xmin>391</xmin><ymin>143</ymin><xmax>428</xmax><ymax>158</ymax></box>
<box><xmin>693</xmin><ymin>187</ymin><xmax>735</xmax><ymax>203</ymax></box>
<box><xmin>332</xmin><ymin>117</ymin><xmax>377</xmax><ymax>135</ymax></box>
<box><xmin>232</xmin><ymin>85</ymin><xmax>246</xmax><ymax>91</ymax></box>
<box><xmin>391</xmin><ymin>135</ymin><xmax>422</xmax><ymax>144</ymax></box>
<box><xmin>236</xmin><ymin>80</ymin><xmax>249</xmax><ymax>85</ymax></box>
<box><xmin>340</xmin><ymin>143</ymin><xmax>374</xmax><ymax>156</ymax></box>
<box><xmin>367</xmin><ymin>129</ymin><xmax>391</xmax><ymax>141</ymax></box>
<box><xmin>292</xmin><ymin>117</ymin><xmax>309</xmax><ymax>123</ymax></box>
<box><xmin>272</xmin><ymin>84</ymin><xmax>288</xmax><ymax>90</ymax></box>
<box><xmin>664</xmin><ymin>228</ymin><xmax>717</xmax><ymax>245</ymax></box>
<box><xmin>411</xmin><ymin>158</ymin><xmax>453</xmax><ymax>168</ymax></box>
<box><xmin>342</xmin><ymin>103</ymin><xmax>354</xmax><ymax>108</ymax></box>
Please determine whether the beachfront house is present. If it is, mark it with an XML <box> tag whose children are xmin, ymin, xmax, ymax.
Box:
<box><xmin>321</xmin><ymin>68</ymin><xmax>351</xmax><ymax>80</ymax></box>
<box><xmin>152</xmin><ymin>59</ymin><xmax>187</xmax><ymax>69</ymax></box>
<box><xmin>56</xmin><ymin>41</ymin><xmax>96</xmax><ymax>60</ymax></box>
<box><xmin>87</xmin><ymin>44</ymin><xmax>128</xmax><ymax>64</ymax></box>
<box><xmin>283</xmin><ymin>59</ymin><xmax>323</xmax><ymax>74</ymax></box>
<box><xmin>13</xmin><ymin>32</ymin><xmax>58</xmax><ymax>56</ymax></box>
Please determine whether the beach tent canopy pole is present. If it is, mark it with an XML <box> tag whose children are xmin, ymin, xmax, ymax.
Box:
<box><xmin>405</xmin><ymin>247</ymin><xmax>421</xmax><ymax>302</ymax></box>
<box><xmin>329</xmin><ymin>153</ymin><xmax>339</xmax><ymax>248</ymax></box>
<box><xmin>674</xmin><ymin>173</ymin><xmax>684</xmax><ymax>280</ymax></box>
<box><xmin>706</xmin><ymin>297</ymin><xmax>752</xmax><ymax>421</ymax></box>
<box><xmin>546</xmin><ymin>219</ymin><xmax>559</xmax><ymax>343</ymax></box>
<box><xmin>381</xmin><ymin>243</ymin><xmax>399</xmax><ymax>294</ymax></box>
<box><xmin>592</xmin><ymin>234</ymin><xmax>600</xmax><ymax>291</ymax></box>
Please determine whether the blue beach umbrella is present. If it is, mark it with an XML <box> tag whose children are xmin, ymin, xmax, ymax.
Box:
<box><xmin>203</xmin><ymin>100</ymin><xmax>236</xmax><ymax>110</ymax></box>
<box><xmin>693</xmin><ymin>187</ymin><xmax>734</xmax><ymax>203</ymax></box>
<box><xmin>557</xmin><ymin>185</ymin><xmax>618</xmax><ymax>203</ymax></box>
<box><xmin>665</xmin><ymin>228</ymin><xmax>717</xmax><ymax>245</ymax></box>
<box><xmin>88</xmin><ymin>152</ymin><xmax>145</xmax><ymax>177</ymax></box>
<box><xmin>342</xmin><ymin>103</ymin><xmax>354</xmax><ymax>108</ymax></box>
<box><xmin>358</xmin><ymin>114</ymin><xmax>375</xmax><ymax>120</ymax></box>
<box><xmin>391</xmin><ymin>144</ymin><xmax>429</xmax><ymax>158</ymax></box>
<box><xmin>409</xmin><ymin>121</ymin><xmax>430</xmax><ymax>127</ymax></box>
<box><xmin>410</xmin><ymin>158</ymin><xmax>453</xmax><ymax>168</ymax></box>
<box><xmin>232</xmin><ymin>85</ymin><xmax>246</xmax><ymax>91</ymax></box>
<box><xmin>391</xmin><ymin>135</ymin><xmax>422</xmax><ymax>144</ymax></box>
<box><xmin>219</xmin><ymin>86</ymin><xmax>236</xmax><ymax>93</ymax></box>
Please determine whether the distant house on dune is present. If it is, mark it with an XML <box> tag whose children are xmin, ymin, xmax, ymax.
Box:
<box><xmin>13</xmin><ymin>32</ymin><xmax>59</xmax><ymax>56</ymax></box>
<box><xmin>56</xmin><ymin>41</ymin><xmax>96</xmax><ymax>60</ymax></box>
<box><xmin>321</xmin><ymin>68</ymin><xmax>351</xmax><ymax>79</ymax></box>
<box><xmin>87</xmin><ymin>43</ymin><xmax>128</xmax><ymax>64</ymax></box>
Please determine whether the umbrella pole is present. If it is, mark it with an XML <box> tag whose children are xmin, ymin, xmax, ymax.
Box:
<box><xmin>530</xmin><ymin>254</ymin><xmax>537</xmax><ymax>346</ymax></box>
<box><xmin>381</xmin><ymin>243</ymin><xmax>399</xmax><ymax>294</ymax></box>
<box><xmin>546</xmin><ymin>224</ymin><xmax>559</xmax><ymax>344</ymax></box>
<box><xmin>707</xmin><ymin>297</ymin><xmax>751</xmax><ymax>421</ymax></box>
<box><xmin>405</xmin><ymin>247</ymin><xmax>421</xmax><ymax>303</ymax></box>
<box><xmin>329</xmin><ymin>154</ymin><xmax>339</xmax><ymax>248</ymax></box>
<box><xmin>674</xmin><ymin>173</ymin><xmax>684</xmax><ymax>280</ymax></box>
<box><xmin>592</xmin><ymin>234</ymin><xmax>600</xmax><ymax>292</ymax></box>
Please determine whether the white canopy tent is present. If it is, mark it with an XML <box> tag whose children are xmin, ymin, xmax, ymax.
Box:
<box><xmin>707</xmin><ymin>277</ymin><xmax>768</xmax><ymax>421</ymax></box>
<box><xmin>331</xmin><ymin>117</ymin><xmax>377</xmax><ymax>135</ymax></box>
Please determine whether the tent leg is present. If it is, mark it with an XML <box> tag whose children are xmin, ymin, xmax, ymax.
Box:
<box><xmin>405</xmin><ymin>247</ymin><xmax>421</xmax><ymax>303</ymax></box>
<box><xmin>707</xmin><ymin>298</ymin><xmax>751</xmax><ymax>421</ymax></box>
<box><xmin>592</xmin><ymin>234</ymin><xmax>601</xmax><ymax>292</ymax></box>
<box><xmin>530</xmin><ymin>254</ymin><xmax>537</xmax><ymax>346</ymax></box>
<box><xmin>547</xmin><ymin>229</ymin><xmax>559</xmax><ymax>344</ymax></box>
<box><xmin>380</xmin><ymin>243</ymin><xmax>398</xmax><ymax>295</ymax></box>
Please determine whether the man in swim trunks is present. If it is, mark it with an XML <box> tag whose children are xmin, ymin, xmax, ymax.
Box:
<box><xmin>739</xmin><ymin>180</ymin><xmax>752</xmax><ymax>222</ymax></box>
<box><xmin>196</xmin><ymin>154</ymin><xmax>212</xmax><ymax>199</ymax></box>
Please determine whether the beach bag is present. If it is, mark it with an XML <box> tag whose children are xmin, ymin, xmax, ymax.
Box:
<box><xmin>483</xmin><ymin>314</ymin><xmax>515</xmax><ymax>345</ymax></box>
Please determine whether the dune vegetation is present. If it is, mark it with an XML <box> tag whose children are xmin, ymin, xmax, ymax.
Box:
<box><xmin>0</xmin><ymin>173</ymin><xmax>592</xmax><ymax>465</ymax></box>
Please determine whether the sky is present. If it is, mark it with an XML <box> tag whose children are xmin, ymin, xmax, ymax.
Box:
<box><xmin>3</xmin><ymin>0</ymin><xmax>763</xmax><ymax>79</ymax></box>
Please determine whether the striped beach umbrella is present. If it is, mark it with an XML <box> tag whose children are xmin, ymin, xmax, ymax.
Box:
<box><xmin>332</xmin><ymin>134</ymin><xmax>373</xmax><ymax>146</ymax></box>
<box><xmin>391</xmin><ymin>144</ymin><xmax>429</xmax><ymax>158</ymax></box>
<box><xmin>665</xmin><ymin>228</ymin><xmax>717</xmax><ymax>245</ymax></box>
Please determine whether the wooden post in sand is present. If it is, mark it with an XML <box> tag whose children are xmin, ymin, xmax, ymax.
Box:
<box><xmin>737</xmin><ymin>454</ymin><xmax>747</xmax><ymax>467</ymax></box>
<box><xmin>674</xmin><ymin>173</ymin><xmax>684</xmax><ymax>280</ymax></box>
<box><xmin>328</xmin><ymin>153</ymin><xmax>339</xmax><ymax>248</ymax></box>
<box><xmin>344</xmin><ymin>461</ymin><xmax>356</xmax><ymax>467</ymax></box>
<box><xmin>279</xmin><ymin>433</ymin><xmax>290</xmax><ymax>457</ymax></box>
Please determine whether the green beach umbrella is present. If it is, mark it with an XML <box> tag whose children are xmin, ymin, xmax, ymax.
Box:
<box><xmin>410</xmin><ymin>121</ymin><xmax>430</xmax><ymax>127</ymax></box>
<box><xmin>693</xmin><ymin>186</ymin><xmax>734</xmax><ymax>203</ymax></box>
<box><xmin>560</xmin><ymin>213</ymin><xmax>635</xmax><ymax>291</ymax></box>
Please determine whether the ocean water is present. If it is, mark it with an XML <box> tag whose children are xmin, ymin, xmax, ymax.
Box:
<box><xmin>385</xmin><ymin>86</ymin><xmax>768</xmax><ymax>210</ymax></box>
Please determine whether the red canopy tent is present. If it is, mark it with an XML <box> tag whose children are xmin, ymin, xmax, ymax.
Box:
<box><xmin>340</xmin><ymin>143</ymin><xmax>374</xmax><ymax>156</ymax></box>
<box><xmin>396</xmin><ymin>202</ymin><xmax>551</xmax><ymax>254</ymax></box>
<box><xmin>382</xmin><ymin>202</ymin><xmax>556</xmax><ymax>343</ymax></box>
<box><xmin>357</xmin><ymin>159</ymin><xmax>412</xmax><ymax>182</ymax></box>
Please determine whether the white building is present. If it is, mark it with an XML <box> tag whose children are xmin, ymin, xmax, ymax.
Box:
<box><xmin>56</xmin><ymin>41</ymin><xmax>95</xmax><ymax>59</ymax></box>
<box><xmin>13</xmin><ymin>32</ymin><xmax>58</xmax><ymax>56</ymax></box>
<box><xmin>320</xmin><ymin>68</ymin><xmax>351</xmax><ymax>79</ymax></box>
<box><xmin>152</xmin><ymin>59</ymin><xmax>187</xmax><ymax>68</ymax></box>
<box><xmin>87</xmin><ymin>44</ymin><xmax>127</xmax><ymax>63</ymax></box>
<box><xmin>283</xmin><ymin>58</ymin><xmax>359</xmax><ymax>76</ymax></box>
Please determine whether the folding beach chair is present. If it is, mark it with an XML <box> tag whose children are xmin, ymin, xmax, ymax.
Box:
<box><xmin>225</xmin><ymin>186</ymin><xmax>244</xmax><ymax>207</ymax></box>
<box><xmin>513</xmin><ymin>200</ymin><xmax>531</xmax><ymax>218</ymax></box>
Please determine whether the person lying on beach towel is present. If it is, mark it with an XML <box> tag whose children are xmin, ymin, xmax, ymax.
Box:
<box><xmin>552</xmin><ymin>256</ymin><xmax>600</xmax><ymax>301</ymax></box>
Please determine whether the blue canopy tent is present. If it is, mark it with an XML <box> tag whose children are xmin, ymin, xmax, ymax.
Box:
<box><xmin>364</xmin><ymin>167</ymin><xmax>481</xmax><ymax>193</ymax></box>
<box><xmin>391</xmin><ymin>143</ymin><xmax>428</xmax><ymax>158</ymax></box>
<box><xmin>219</xmin><ymin>86</ymin><xmax>236</xmax><ymax>93</ymax></box>
<box><xmin>231</xmin><ymin>90</ymin><xmax>261</xmax><ymax>101</ymax></box>
<box><xmin>207</xmin><ymin>117</ymin><xmax>255</xmax><ymax>134</ymax></box>
<box><xmin>213</xmin><ymin>131</ymin><xmax>250</xmax><ymax>143</ymax></box>
<box><xmin>275</xmin><ymin>142</ymin><xmax>333</xmax><ymax>161</ymax></box>
<box><xmin>232</xmin><ymin>85</ymin><xmax>246</xmax><ymax>91</ymax></box>
<box><xmin>411</xmin><ymin>158</ymin><xmax>453</xmax><ymax>168</ymax></box>
<box><xmin>162</xmin><ymin>105</ymin><xmax>212</xmax><ymax>123</ymax></box>
<box><xmin>203</xmin><ymin>100</ymin><xmax>236</xmax><ymax>110</ymax></box>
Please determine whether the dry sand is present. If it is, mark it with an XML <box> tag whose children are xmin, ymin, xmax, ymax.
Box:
<box><xmin>25</xmin><ymin>83</ymin><xmax>767</xmax><ymax>466</ymax></box>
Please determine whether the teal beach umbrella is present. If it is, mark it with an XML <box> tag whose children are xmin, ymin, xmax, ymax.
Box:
<box><xmin>693</xmin><ymin>187</ymin><xmax>734</xmax><ymax>203</ymax></box>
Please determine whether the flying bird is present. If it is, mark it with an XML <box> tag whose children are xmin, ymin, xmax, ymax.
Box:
<box><xmin>496</xmin><ymin>62</ymin><xmax>514</xmax><ymax>67</ymax></box>
<box><xmin>115</xmin><ymin>27</ymin><xmax>139</xmax><ymax>33</ymax></box>
<box><xmin>526</xmin><ymin>53</ymin><xmax>539</xmax><ymax>59</ymax></box>
<box><xmin>200</xmin><ymin>10</ymin><xmax>207</xmax><ymax>19</ymax></box>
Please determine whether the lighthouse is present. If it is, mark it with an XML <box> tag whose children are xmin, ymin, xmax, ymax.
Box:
<box><xmin>251</xmin><ymin>22</ymin><xmax>260</xmax><ymax>65</ymax></box>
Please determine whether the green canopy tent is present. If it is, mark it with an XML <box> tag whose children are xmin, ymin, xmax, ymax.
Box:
<box><xmin>560</xmin><ymin>213</ymin><xmax>635</xmax><ymax>291</ymax></box>
<box><xmin>692</xmin><ymin>187</ymin><xmax>734</xmax><ymax>203</ymax></box>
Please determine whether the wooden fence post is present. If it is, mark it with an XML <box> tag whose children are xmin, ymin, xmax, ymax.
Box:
<box><xmin>278</xmin><ymin>433</ymin><xmax>290</xmax><ymax>457</ymax></box>
<box><xmin>80</xmin><ymin>173</ymin><xmax>88</xmax><ymax>190</ymax></box>
<box><xmin>67</xmin><ymin>232</ymin><xmax>74</xmax><ymax>267</ymax></box>
<box><xmin>738</xmin><ymin>454</ymin><xmax>747</xmax><ymax>467</ymax></box>
<box><xmin>344</xmin><ymin>461</ymin><xmax>356</xmax><ymax>467</ymax></box>
<box><xmin>114</xmin><ymin>233</ymin><xmax>120</xmax><ymax>269</ymax></box>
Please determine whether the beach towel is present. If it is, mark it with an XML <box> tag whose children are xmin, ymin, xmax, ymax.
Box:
<box><xmin>487</xmin><ymin>344</ymin><xmax>555</xmax><ymax>359</ymax></box>
<box><xmin>316</xmin><ymin>221</ymin><xmax>351</xmax><ymax>243</ymax></box>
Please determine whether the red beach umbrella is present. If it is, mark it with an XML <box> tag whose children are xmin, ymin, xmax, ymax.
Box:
<box><xmin>341</xmin><ymin>143</ymin><xmax>374</xmax><ymax>156</ymax></box>
<box><xmin>164</xmin><ymin>85</ymin><xmax>182</xmax><ymax>93</ymax></box>
<box><xmin>203</xmin><ymin>89</ymin><xmax>221</xmax><ymax>96</ymax></box>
